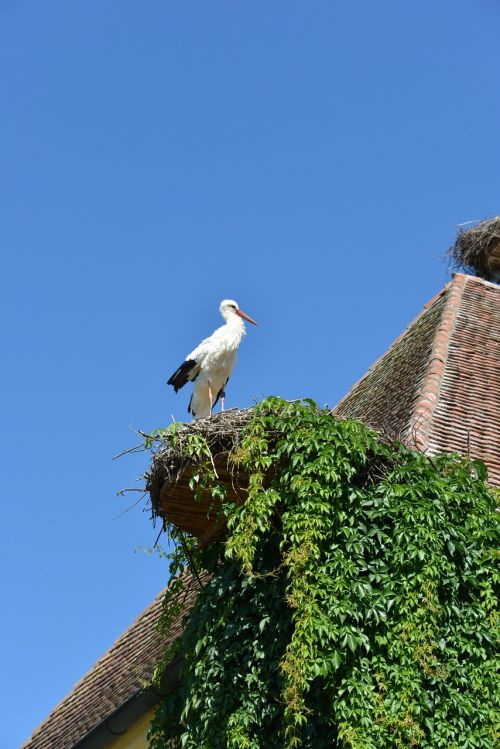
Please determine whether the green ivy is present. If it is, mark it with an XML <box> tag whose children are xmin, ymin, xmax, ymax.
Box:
<box><xmin>148</xmin><ymin>398</ymin><xmax>499</xmax><ymax>749</ymax></box>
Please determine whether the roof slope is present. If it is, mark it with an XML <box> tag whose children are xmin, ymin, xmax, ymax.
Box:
<box><xmin>335</xmin><ymin>273</ymin><xmax>500</xmax><ymax>486</ymax></box>
<box><xmin>21</xmin><ymin>580</ymin><xmax>198</xmax><ymax>749</ymax></box>
<box><xmin>334</xmin><ymin>288</ymin><xmax>447</xmax><ymax>440</ymax></box>
<box><xmin>425</xmin><ymin>276</ymin><xmax>500</xmax><ymax>484</ymax></box>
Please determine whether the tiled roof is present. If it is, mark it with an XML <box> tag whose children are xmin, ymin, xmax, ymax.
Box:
<box><xmin>21</xmin><ymin>579</ymin><xmax>199</xmax><ymax>749</ymax></box>
<box><xmin>334</xmin><ymin>287</ymin><xmax>447</xmax><ymax>440</ymax></box>
<box><xmin>23</xmin><ymin>272</ymin><xmax>500</xmax><ymax>749</ymax></box>
<box><xmin>424</xmin><ymin>276</ymin><xmax>500</xmax><ymax>484</ymax></box>
<box><xmin>335</xmin><ymin>273</ymin><xmax>500</xmax><ymax>486</ymax></box>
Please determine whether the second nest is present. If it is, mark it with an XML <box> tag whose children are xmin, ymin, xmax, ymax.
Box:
<box><xmin>449</xmin><ymin>217</ymin><xmax>500</xmax><ymax>282</ymax></box>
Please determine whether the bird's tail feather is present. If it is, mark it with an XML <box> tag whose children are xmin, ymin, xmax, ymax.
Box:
<box><xmin>167</xmin><ymin>359</ymin><xmax>198</xmax><ymax>392</ymax></box>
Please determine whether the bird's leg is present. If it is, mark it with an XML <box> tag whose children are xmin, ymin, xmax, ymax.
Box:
<box><xmin>208</xmin><ymin>381</ymin><xmax>213</xmax><ymax>413</ymax></box>
<box><xmin>220</xmin><ymin>389</ymin><xmax>226</xmax><ymax>412</ymax></box>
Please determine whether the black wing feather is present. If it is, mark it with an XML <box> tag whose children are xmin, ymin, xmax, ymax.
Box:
<box><xmin>167</xmin><ymin>359</ymin><xmax>198</xmax><ymax>392</ymax></box>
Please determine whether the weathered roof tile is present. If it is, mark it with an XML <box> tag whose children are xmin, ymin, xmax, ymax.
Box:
<box><xmin>335</xmin><ymin>273</ymin><xmax>500</xmax><ymax>486</ymax></box>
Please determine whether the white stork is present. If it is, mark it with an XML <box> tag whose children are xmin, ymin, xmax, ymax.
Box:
<box><xmin>167</xmin><ymin>299</ymin><xmax>258</xmax><ymax>419</ymax></box>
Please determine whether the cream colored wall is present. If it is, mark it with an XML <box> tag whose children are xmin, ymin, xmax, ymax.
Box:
<box><xmin>106</xmin><ymin>709</ymin><xmax>156</xmax><ymax>749</ymax></box>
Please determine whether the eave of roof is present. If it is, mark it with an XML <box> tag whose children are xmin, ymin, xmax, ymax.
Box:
<box><xmin>72</xmin><ymin>657</ymin><xmax>182</xmax><ymax>749</ymax></box>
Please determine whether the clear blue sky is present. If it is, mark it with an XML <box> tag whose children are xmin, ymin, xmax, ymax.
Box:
<box><xmin>1</xmin><ymin>1</ymin><xmax>499</xmax><ymax>746</ymax></box>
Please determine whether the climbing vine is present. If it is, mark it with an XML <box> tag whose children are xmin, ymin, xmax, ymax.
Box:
<box><xmin>148</xmin><ymin>398</ymin><xmax>499</xmax><ymax>749</ymax></box>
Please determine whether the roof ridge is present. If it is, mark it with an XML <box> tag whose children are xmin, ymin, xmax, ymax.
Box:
<box><xmin>453</xmin><ymin>271</ymin><xmax>500</xmax><ymax>290</ymax></box>
<box><xmin>409</xmin><ymin>274</ymin><xmax>468</xmax><ymax>452</ymax></box>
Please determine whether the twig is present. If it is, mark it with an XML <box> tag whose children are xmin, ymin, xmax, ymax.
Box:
<box><xmin>426</xmin><ymin>455</ymin><xmax>438</xmax><ymax>472</ymax></box>
<box><xmin>178</xmin><ymin>531</ymin><xmax>205</xmax><ymax>591</ymax></box>
<box><xmin>207</xmin><ymin>448</ymin><xmax>219</xmax><ymax>480</ymax></box>
<box><xmin>138</xmin><ymin>429</ymin><xmax>159</xmax><ymax>441</ymax></box>
<box><xmin>113</xmin><ymin>493</ymin><xmax>147</xmax><ymax>519</ymax></box>
<box><xmin>153</xmin><ymin>525</ymin><xmax>164</xmax><ymax>548</ymax></box>
<box><xmin>112</xmin><ymin>443</ymin><xmax>145</xmax><ymax>460</ymax></box>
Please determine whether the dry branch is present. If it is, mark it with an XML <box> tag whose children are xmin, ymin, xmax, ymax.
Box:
<box><xmin>448</xmin><ymin>216</ymin><xmax>500</xmax><ymax>281</ymax></box>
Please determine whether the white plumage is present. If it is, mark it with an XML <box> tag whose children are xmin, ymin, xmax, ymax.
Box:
<box><xmin>167</xmin><ymin>299</ymin><xmax>258</xmax><ymax>419</ymax></box>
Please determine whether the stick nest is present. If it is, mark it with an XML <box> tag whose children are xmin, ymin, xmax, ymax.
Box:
<box><xmin>145</xmin><ymin>408</ymin><xmax>254</xmax><ymax>521</ymax></box>
<box><xmin>448</xmin><ymin>217</ymin><xmax>500</xmax><ymax>282</ymax></box>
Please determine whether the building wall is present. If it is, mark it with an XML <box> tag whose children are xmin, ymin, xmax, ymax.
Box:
<box><xmin>106</xmin><ymin>710</ymin><xmax>156</xmax><ymax>749</ymax></box>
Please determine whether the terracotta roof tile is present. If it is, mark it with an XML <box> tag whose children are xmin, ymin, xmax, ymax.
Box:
<box><xmin>424</xmin><ymin>276</ymin><xmax>500</xmax><ymax>485</ymax></box>
<box><xmin>334</xmin><ymin>287</ymin><xmax>448</xmax><ymax>441</ymax></box>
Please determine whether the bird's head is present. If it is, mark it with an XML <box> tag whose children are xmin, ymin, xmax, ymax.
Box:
<box><xmin>220</xmin><ymin>299</ymin><xmax>258</xmax><ymax>326</ymax></box>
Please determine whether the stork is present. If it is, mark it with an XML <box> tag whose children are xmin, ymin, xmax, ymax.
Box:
<box><xmin>167</xmin><ymin>299</ymin><xmax>258</xmax><ymax>419</ymax></box>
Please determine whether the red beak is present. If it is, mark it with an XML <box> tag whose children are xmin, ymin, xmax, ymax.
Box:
<box><xmin>236</xmin><ymin>308</ymin><xmax>259</xmax><ymax>326</ymax></box>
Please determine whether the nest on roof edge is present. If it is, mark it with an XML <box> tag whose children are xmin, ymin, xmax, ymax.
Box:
<box><xmin>143</xmin><ymin>401</ymin><xmax>397</xmax><ymax>544</ymax></box>
<box><xmin>145</xmin><ymin>408</ymin><xmax>254</xmax><ymax>542</ymax></box>
<box><xmin>448</xmin><ymin>216</ymin><xmax>500</xmax><ymax>282</ymax></box>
